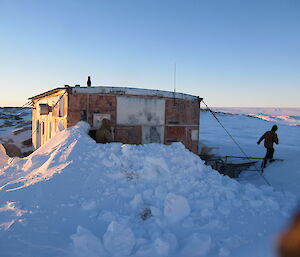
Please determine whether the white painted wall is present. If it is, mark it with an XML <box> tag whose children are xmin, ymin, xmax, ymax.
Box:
<box><xmin>117</xmin><ymin>96</ymin><xmax>165</xmax><ymax>126</ymax></box>
<box><xmin>117</xmin><ymin>96</ymin><xmax>166</xmax><ymax>144</ymax></box>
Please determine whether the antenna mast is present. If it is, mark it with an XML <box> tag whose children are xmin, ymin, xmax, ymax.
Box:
<box><xmin>173</xmin><ymin>63</ymin><xmax>176</xmax><ymax>105</ymax></box>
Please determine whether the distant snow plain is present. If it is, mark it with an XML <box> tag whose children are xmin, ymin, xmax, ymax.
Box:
<box><xmin>212</xmin><ymin>107</ymin><xmax>300</xmax><ymax>126</ymax></box>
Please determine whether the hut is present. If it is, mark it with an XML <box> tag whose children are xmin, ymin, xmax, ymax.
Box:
<box><xmin>29</xmin><ymin>85</ymin><xmax>202</xmax><ymax>154</ymax></box>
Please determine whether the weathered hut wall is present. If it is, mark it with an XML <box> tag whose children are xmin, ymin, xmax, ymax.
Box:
<box><xmin>68</xmin><ymin>94</ymin><xmax>117</xmax><ymax>128</ymax></box>
<box><xmin>165</xmin><ymin>98</ymin><xmax>200</xmax><ymax>153</ymax></box>
<box><xmin>67</xmin><ymin>92</ymin><xmax>200</xmax><ymax>153</ymax></box>
<box><xmin>32</xmin><ymin>90</ymin><xmax>68</xmax><ymax>149</ymax></box>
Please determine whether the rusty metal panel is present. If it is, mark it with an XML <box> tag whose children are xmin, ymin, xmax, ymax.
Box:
<box><xmin>114</xmin><ymin>125</ymin><xmax>142</xmax><ymax>144</ymax></box>
<box><xmin>165</xmin><ymin>98</ymin><xmax>199</xmax><ymax>125</ymax></box>
<box><xmin>166</xmin><ymin>126</ymin><xmax>185</xmax><ymax>138</ymax></box>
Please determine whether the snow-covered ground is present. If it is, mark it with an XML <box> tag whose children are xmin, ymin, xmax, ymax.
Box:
<box><xmin>0</xmin><ymin>108</ymin><xmax>299</xmax><ymax>257</ymax></box>
<box><xmin>0</xmin><ymin>107</ymin><xmax>32</xmax><ymax>156</ymax></box>
<box><xmin>200</xmin><ymin>108</ymin><xmax>300</xmax><ymax>195</ymax></box>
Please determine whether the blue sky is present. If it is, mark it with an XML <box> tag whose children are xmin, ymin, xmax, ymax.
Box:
<box><xmin>0</xmin><ymin>0</ymin><xmax>299</xmax><ymax>107</ymax></box>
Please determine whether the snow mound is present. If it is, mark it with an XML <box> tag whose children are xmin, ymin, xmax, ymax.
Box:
<box><xmin>0</xmin><ymin>121</ymin><xmax>296</xmax><ymax>257</ymax></box>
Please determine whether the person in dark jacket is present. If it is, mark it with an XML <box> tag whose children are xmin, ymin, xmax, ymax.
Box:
<box><xmin>95</xmin><ymin>118</ymin><xmax>113</xmax><ymax>143</ymax></box>
<box><xmin>257</xmin><ymin>125</ymin><xmax>279</xmax><ymax>168</ymax></box>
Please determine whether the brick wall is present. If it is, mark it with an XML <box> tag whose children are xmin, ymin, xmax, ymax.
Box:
<box><xmin>165</xmin><ymin>98</ymin><xmax>199</xmax><ymax>125</ymax></box>
<box><xmin>68</xmin><ymin>94</ymin><xmax>117</xmax><ymax>127</ymax></box>
<box><xmin>165</xmin><ymin>98</ymin><xmax>200</xmax><ymax>153</ymax></box>
<box><xmin>114</xmin><ymin>125</ymin><xmax>142</xmax><ymax>144</ymax></box>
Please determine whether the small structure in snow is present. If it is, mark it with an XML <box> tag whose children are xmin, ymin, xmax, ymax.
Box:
<box><xmin>29</xmin><ymin>85</ymin><xmax>202</xmax><ymax>153</ymax></box>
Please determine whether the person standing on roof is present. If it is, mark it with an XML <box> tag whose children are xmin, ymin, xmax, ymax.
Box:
<box><xmin>257</xmin><ymin>125</ymin><xmax>279</xmax><ymax>168</ymax></box>
<box><xmin>95</xmin><ymin>118</ymin><xmax>113</xmax><ymax>143</ymax></box>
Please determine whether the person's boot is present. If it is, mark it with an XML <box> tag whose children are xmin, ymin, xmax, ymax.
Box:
<box><xmin>261</xmin><ymin>160</ymin><xmax>267</xmax><ymax>169</ymax></box>
<box><xmin>264</xmin><ymin>160</ymin><xmax>267</xmax><ymax>168</ymax></box>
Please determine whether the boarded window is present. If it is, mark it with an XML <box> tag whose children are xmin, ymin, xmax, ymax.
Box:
<box><xmin>166</xmin><ymin>126</ymin><xmax>185</xmax><ymax>138</ymax></box>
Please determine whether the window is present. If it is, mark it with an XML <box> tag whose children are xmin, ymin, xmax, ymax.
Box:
<box><xmin>59</xmin><ymin>97</ymin><xmax>64</xmax><ymax>117</ymax></box>
<box><xmin>41</xmin><ymin>122</ymin><xmax>45</xmax><ymax>135</ymax></box>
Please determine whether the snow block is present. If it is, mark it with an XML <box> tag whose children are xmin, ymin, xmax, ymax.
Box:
<box><xmin>103</xmin><ymin>221</ymin><xmax>135</xmax><ymax>256</ymax></box>
<box><xmin>70</xmin><ymin>226</ymin><xmax>107</xmax><ymax>257</ymax></box>
<box><xmin>180</xmin><ymin>233</ymin><xmax>212</xmax><ymax>257</ymax></box>
<box><xmin>164</xmin><ymin>193</ymin><xmax>191</xmax><ymax>223</ymax></box>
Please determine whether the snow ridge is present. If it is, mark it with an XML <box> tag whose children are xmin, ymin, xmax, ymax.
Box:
<box><xmin>210</xmin><ymin>107</ymin><xmax>300</xmax><ymax>126</ymax></box>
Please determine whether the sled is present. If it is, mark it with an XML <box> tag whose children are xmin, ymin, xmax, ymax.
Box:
<box><xmin>199</xmin><ymin>154</ymin><xmax>284</xmax><ymax>178</ymax></box>
<box><xmin>199</xmin><ymin>155</ymin><xmax>259</xmax><ymax>178</ymax></box>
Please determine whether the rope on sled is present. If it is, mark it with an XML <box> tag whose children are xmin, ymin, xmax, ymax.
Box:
<box><xmin>201</xmin><ymin>100</ymin><xmax>271</xmax><ymax>186</ymax></box>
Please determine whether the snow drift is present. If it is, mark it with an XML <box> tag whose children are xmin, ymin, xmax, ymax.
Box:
<box><xmin>0</xmin><ymin>122</ymin><xmax>297</xmax><ymax>257</ymax></box>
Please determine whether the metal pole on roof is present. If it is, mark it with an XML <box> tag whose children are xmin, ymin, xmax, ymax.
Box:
<box><xmin>173</xmin><ymin>63</ymin><xmax>176</xmax><ymax>105</ymax></box>
<box><xmin>174</xmin><ymin>63</ymin><xmax>176</xmax><ymax>93</ymax></box>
